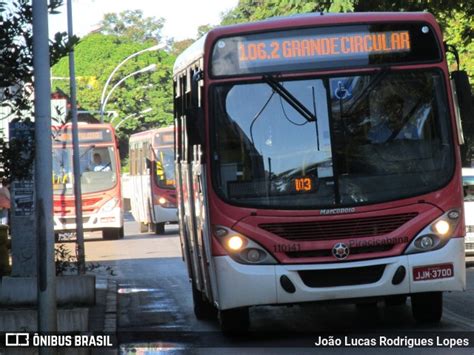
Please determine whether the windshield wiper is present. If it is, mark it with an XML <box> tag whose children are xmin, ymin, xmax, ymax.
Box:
<box><xmin>263</xmin><ymin>75</ymin><xmax>316</xmax><ymax>122</ymax></box>
<box><xmin>347</xmin><ymin>67</ymin><xmax>391</xmax><ymax>113</ymax></box>
<box><xmin>79</xmin><ymin>144</ymin><xmax>95</xmax><ymax>159</ymax></box>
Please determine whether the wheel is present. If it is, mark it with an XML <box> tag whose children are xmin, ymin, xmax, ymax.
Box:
<box><xmin>192</xmin><ymin>283</ymin><xmax>217</xmax><ymax>320</ymax></box>
<box><xmin>103</xmin><ymin>227</ymin><xmax>123</xmax><ymax>240</ymax></box>
<box><xmin>154</xmin><ymin>222</ymin><xmax>165</xmax><ymax>235</ymax></box>
<box><xmin>411</xmin><ymin>292</ymin><xmax>443</xmax><ymax>323</ymax></box>
<box><xmin>385</xmin><ymin>295</ymin><xmax>407</xmax><ymax>307</ymax></box>
<box><xmin>218</xmin><ymin>307</ymin><xmax>250</xmax><ymax>334</ymax></box>
<box><xmin>139</xmin><ymin>222</ymin><xmax>148</xmax><ymax>233</ymax></box>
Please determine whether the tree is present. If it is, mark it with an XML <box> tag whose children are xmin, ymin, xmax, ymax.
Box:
<box><xmin>221</xmin><ymin>0</ymin><xmax>331</xmax><ymax>25</ymax></box>
<box><xmin>100</xmin><ymin>9</ymin><xmax>165</xmax><ymax>43</ymax></box>
<box><xmin>51</xmin><ymin>32</ymin><xmax>175</xmax><ymax>161</ymax></box>
<box><xmin>170</xmin><ymin>38</ymin><xmax>194</xmax><ymax>56</ymax></box>
<box><xmin>0</xmin><ymin>0</ymin><xmax>78</xmax><ymax>181</ymax></box>
<box><xmin>197</xmin><ymin>24</ymin><xmax>214</xmax><ymax>38</ymax></box>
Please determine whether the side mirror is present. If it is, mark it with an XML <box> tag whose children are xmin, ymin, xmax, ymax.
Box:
<box><xmin>452</xmin><ymin>70</ymin><xmax>473</xmax><ymax>123</ymax></box>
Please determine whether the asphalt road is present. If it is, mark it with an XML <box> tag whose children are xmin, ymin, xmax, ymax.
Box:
<box><xmin>80</xmin><ymin>215</ymin><xmax>474</xmax><ymax>354</ymax></box>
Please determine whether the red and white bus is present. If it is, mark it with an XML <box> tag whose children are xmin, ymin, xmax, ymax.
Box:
<box><xmin>129</xmin><ymin>126</ymin><xmax>177</xmax><ymax>234</ymax></box>
<box><xmin>52</xmin><ymin>123</ymin><xmax>124</xmax><ymax>239</ymax></box>
<box><xmin>173</xmin><ymin>12</ymin><xmax>470</xmax><ymax>332</ymax></box>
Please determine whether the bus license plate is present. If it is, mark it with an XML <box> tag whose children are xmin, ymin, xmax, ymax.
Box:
<box><xmin>413</xmin><ymin>263</ymin><xmax>453</xmax><ymax>281</ymax></box>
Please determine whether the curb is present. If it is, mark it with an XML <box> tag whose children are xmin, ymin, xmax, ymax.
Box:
<box><xmin>104</xmin><ymin>279</ymin><xmax>117</xmax><ymax>333</ymax></box>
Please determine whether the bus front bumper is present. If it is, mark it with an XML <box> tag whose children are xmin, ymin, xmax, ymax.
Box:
<box><xmin>153</xmin><ymin>205</ymin><xmax>178</xmax><ymax>224</ymax></box>
<box><xmin>53</xmin><ymin>206</ymin><xmax>123</xmax><ymax>232</ymax></box>
<box><xmin>213</xmin><ymin>238</ymin><xmax>466</xmax><ymax>310</ymax></box>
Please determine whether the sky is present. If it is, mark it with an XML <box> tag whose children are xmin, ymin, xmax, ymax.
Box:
<box><xmin>48</xmin><ymin>0</ymin><xmax>238</xmax><ymax>41</ymax></box>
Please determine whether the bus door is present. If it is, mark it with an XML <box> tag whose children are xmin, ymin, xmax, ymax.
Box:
<box><xmin>190</xmin><ymin>67</ymin><xmax>216</xmax><ymax>304</ymax></box>
<box><xmin>175</xmin><ymin>117</ymin><xmax>190</xmax><ymax>269</ymax></box>
<box><xmin>141</xmin><ymin>142</ymin><xmax>153</xmax><ymax>228</ymax></box>
<box><xmin>146</xmin><ymin>144</ymin><xmax>158</xmax><ymax>225</ymax></box>
<box><xmin>178</xmin><ymin>67</ymin><xmax>215</xmax><ymax>303</ymax></box>
<box><xmin>192</xmin><ymin>143</ymin><xmax>216</xmax><ymax>304</ymax></box>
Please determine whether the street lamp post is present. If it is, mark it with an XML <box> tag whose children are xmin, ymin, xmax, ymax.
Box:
<box><xmin>100</xmin><ymin>64</ymin><xmax>156</xmax><ymax>120</ymax></box>
<box><xmin>115</xmin><ymin>108</ymin><xmax>153</xmax><ymax>130</ymax></box>
<box><xmin>99</xmin><ymin>44</ymin><xmax>164</xmax><ymax>122</ymax></box>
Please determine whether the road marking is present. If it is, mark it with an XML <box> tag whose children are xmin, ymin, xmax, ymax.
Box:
<box><xmin>443</xmin><ymin>307</ymin><xmax>474</xmax><ymax>330</ymax></box>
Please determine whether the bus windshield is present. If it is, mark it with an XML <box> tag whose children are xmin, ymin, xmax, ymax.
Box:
<box><xmin>212</xmin><ymin>69</ymin><xmax>453</xmax><ymax>208</ymax></box>
<box><xmin>155</xmin><ymin>147</ymin><xmax>176</xmax><ymax>189</ymax></box>
<box><xmin>52</xmin><ymin>146</ymin><xmax>118</xmax><ymax>195</ymax></box>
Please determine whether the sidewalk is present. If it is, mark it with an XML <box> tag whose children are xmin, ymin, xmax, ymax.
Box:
<box><xmin>89</xmin><ymin>276</ymin><xmax>118</xmax><ymax>355</ymax></box>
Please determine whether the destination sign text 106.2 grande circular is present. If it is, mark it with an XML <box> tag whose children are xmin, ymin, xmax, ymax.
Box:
<box><xmin>238</xmin><ymin>31</ymin><xmax>411</xmax><ymax>68</ymax></box>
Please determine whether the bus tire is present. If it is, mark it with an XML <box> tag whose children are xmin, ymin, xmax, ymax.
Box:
<box><xmin>218</xmin><ymin>307</ymin><xmax>250</xmax><ymax>334</ymax></box>
<box><xmin>154</xmin><ymin>222</ymin><xmax>165</xmax><ymax>235</ymax></box>
<box><xmin>411</xmin><ymin>292</ymin><xmax>442</xmax><ymax>323</ymax></box>
<box><xmin>139</xmin><ymin>222</ymin><xmax>148</xmax><ymax>233</ymax></box>
<box><xmin>192</xmin><ymin>283</ymin><xmax>217</xmax><ymax>320</ymax></box>
<box><xmin>385</xmin><ymin>295</ymin><xmax>407</xmax><ymax>307</ymax></box>
<box><xmin>355</xmin><ymin>301</ymin><xmax>378</xmax><ymax>310</ymax></box>
<box><xmin>103</xmin><ymin>228</ymin><xmax>123</xmax><ymax>240</ymax></box>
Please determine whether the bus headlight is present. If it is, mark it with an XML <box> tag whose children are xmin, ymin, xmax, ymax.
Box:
<box><xmin>227</xmin><ymin>236</ymin><xmax>244</xmax><ymax>250</ymax></box>
<box><xmin>100</xmin><ymin>198</ymin><xmax>118</xmax><ymax>213</ymax></box>
<box><xmin>434</xmin><ymin>220</ymin><xmax>450</xmax><ymax>235</ymax></box>
<box><xmin>155</xmin><ymin>196</ymin><xmax>175</xmax><ymax>208</ymax></box>
<box><xmin>213</xmin><ymin>225</ymin><xmax>277</xmax><ymax>265</ymax></box>
<box><xmin>405</xmin><ymin>209</ymin><xmax>461</xmax><ymax>254</ymax></box>
<box><xmin>158</xmin><ymin>197</ymin><xmax>167</xmax><ymax>205</ymax></box>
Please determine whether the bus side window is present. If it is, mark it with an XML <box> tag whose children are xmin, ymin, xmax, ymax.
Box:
<box><xmin>141</xmin><ymin>146</ymin><xmax>147</xmax><ymax>175</ymax></box>
<box><xmin>137</xmin><ymin>147</ymin><xmax>142</xmax><ymax>175</ymax></box>
<box><xmin>130</xmin><ymin>147</ymin><xmax>135</xmax><ymax>176</ymax></box>
<box><xmin>183</xmin><ymin>66</ymin><xmax>205</xmax><ymax>163</ymax></box>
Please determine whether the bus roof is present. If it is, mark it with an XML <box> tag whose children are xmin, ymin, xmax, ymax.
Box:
<box><xmin>129</xmin><ymin>126</ymin><xmax>174</xmax><ymax>146</ymax></box>
<box><xmin>52</xmin><ymin>122</ymin><xmax>114</xmax><ymax>130</ymax></box>
<box><xmin>52</xmin><ymin>122</ymin><xmax>117</xmax><ymax>145</ymax></box>
<box><xmin>173</xmin><ymin>11</ymin><xmax>438</xmax><ymax>75</ymax></box>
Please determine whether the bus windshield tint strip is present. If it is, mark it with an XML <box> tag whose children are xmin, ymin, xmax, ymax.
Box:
<box><xmin>211</xmin><ymin>23</ymin><xmax>440</xmax><ymax>77</ymax></box>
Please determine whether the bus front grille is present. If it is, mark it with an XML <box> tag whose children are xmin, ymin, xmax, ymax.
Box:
<box><xmin>285</xmin><ymin>244</ymin><xmax>394</xmax><ymax>259</ymax></box>
<box><xmin>259</xmin><ymin>213</ymin><xmax>417</xmax><ymax>241</ymax></box>
<box><xmin>58</xmin><ymin>216</ymin><xmax>90</xmax><ymax>225</ymax></box>
<box><xmin>298</xmin><ymin>264</ymin><xmax>386</xmax><ymax>287</ymax></box>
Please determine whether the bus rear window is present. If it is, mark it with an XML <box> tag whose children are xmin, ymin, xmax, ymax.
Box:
<box><xmin>211</xmin><ymin>22</ymin><xmax>441</xmax><ymax>77</ymax></box>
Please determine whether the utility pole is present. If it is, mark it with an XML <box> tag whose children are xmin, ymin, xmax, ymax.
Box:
<box><xmin>67</xmin><ymin>0</ymin><xmax>86</xmax><ymax>274</ymax></box>
<box><xmin>32</xmin><ymin>0</ymin><xmax>57</xmax><ymax>340</ymax></box>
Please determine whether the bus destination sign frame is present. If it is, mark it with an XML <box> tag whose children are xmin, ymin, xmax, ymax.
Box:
<box><xmin>211</xmin><ymin>22</ymin><xmax>441</xmax><ymax>77</ymax></box>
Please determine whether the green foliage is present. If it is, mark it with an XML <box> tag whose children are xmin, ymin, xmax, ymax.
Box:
<box><xmin>55</xmin><ymin>240</ymin><xmax>115</xmax><ymax>276</ymax></box>
<box><xmin>100</xmin><ymin>9</ymin><xmax>165</xmax><ymax>42</ymax></box>
<box><xmin>197</xmin><ymin>24</ymin><xmax>215</xmax><ymax>38</ymax></box>
<box><xmin>52</xmin><ymin>33</ymin><xmax>175</xmax><ymax>130</ymax></box>
<box><xmin>52</xmin><ymin>24</ymin><xmax>176</xmax><ymax>165</ymax></box>
<box><xmin>221</xmin><ymin>0</ymin><xmax>332</xmax><ymax>25</ymax></box>
<box><xmin>0</xmin><ymin>0</ymin><xmax>76</xmax><ymax>181</ymax></box>
<box><xmin>171</xmin><ymin>39</ymin><xmax>195</xmax><ymax>56</ymax></box>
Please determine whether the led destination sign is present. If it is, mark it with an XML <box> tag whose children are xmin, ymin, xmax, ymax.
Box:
<box><xmin>211</xmin><ymin>23</ymin><xmax>440</xmax><ymax>76</ymax></box>
<box><xmin>54</xmin><ymin>128</ymin><xmax>113</xmax><ymax>144</ymax></box>
<box><xmin>239</xmin><ymin>31</ymin><xmax>411</xmax><ymax>67</ymax></box>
